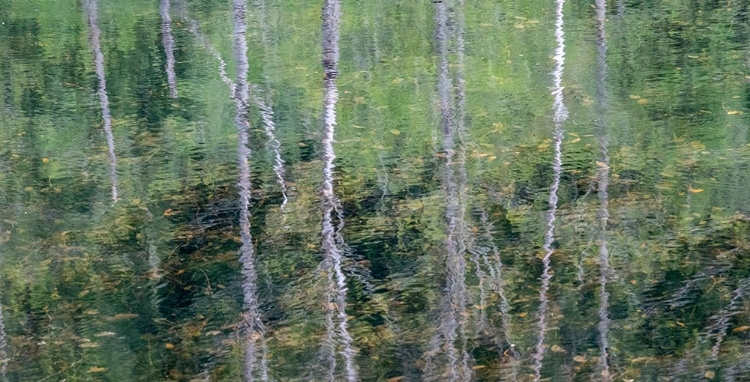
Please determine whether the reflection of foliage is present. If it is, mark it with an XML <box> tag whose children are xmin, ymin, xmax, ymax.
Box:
<box><xmin>0</xmin><ymin>0</ymin><xmax>749</xmax><ymax>381</ymax></box>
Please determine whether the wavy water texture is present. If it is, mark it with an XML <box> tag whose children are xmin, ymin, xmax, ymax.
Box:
<box><xmin>160</xmin><ymin>0</ymin><xmax>178</xmax><ymax>98</ymax></box>
<box><xmin>84</xmin><ymin>0</ymin><xmax>119</xmax><ymax>203</ymax></box>
<box><xmin>532</xmin><ymin>0</ymin><xmax>568</xmax><ymax>380</ymax></box>
<box><xmin>232</xmin><ymin>1</ymin><xmax>269</xmax><ymax>380</ymax></box>
<box><xmin>320</xmin><ymin>1</ymin><xmax>357</xmax><ymax>380</ymax></box>
<box><xmin>594</xmin><ymin>0</ymin><xmax>612</xmax><ymax>380</ymax></box>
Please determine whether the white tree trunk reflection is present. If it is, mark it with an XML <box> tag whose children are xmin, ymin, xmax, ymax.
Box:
<box><xmin>160</xmin><ymin>0</ymin><xmax>178</xmax><ymax>98</ymax></box>
<box><xmin>532</xmin><ymin>0</ymin><xmax>568</xmax><ymax>380</ymax></box>
<box><xmin>232</xmin><ymin>0</ymin><xmax>269</xmax><ymax>380</ymax></box>
<box><xmin>84</xmin><ymin>0</ymin><xmax>119</xmax><ymax>203</ymax></box>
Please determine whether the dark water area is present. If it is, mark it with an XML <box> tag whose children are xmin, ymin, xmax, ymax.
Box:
<box><xmin>1</xmin><ymin>0</ymin><xmax>750</xmax><ymax>381</ymax></box>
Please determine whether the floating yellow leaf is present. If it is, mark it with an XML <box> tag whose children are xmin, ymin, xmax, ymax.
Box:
<box><xmin>637</xmin><ymin>98</ymin><xmax>648</xmax><ymax>105</ymax></box>
<box><xmin>573</xmin><ymin>355</ymin><xmax>587</xmax><ymax>363</ymax></box>
<box><xmin>551</xmin><ymin>345</ymin><xmax>567</xmax><ymax>354</ymax></box>
<box><xmin>390</xmin><ymin>129</ymin><xmax>401</xmax><ymax>136</ymax></box>
<box><xmin>676</xmin><ymin>321</ymin><xmax>685</xmax><ymax>327</ymax></box>
<box><xmin>105</xmin><ymin>313</ymin><xmax>139</xmax><ymax>322</ymax></box>
<box><xmin>471</xmin><ymin>365</ymin><xmax>486</xmax><ymax>370</ymax></box>
<box><xmin>165</xmin><ymin>343</ymin><xmax>175</xmax><ymax>349</ymax></box>
<box><xmin>705</xmin><ymin>371</ymin><xmax>716</xmax><ymax>379</ymax></box>
<box><xmin>88</xmin><ymin>367</ymin><xmax>106</xmax><ymax>373</ymax></box>
<box><xmin>42</xmin><ymin>158</ymin><xmax>49</xmax><ymax>163</ymax></box>
<box><xmin>732</xmin><ymin>325</ymin><xmax>750</xmax><ymax>332</ymax></box>
<box><xmin>727</xmin><ymin>110</ymin><xmax>741</xmax><ymax>115</ymax></box>
<box><xmin>629</xmin><ymin>95</ymin><xmax>642</xmax><ymax>100</ymax></box>
<box><xmin>517</xmin><ymin>312</ymin><xmax>528</xmax><ymax>318</ymax></box>
<box><xmin>688</xmin><ymin>187</ymin><xmax>704</xmax><ymax>193</ymax></box>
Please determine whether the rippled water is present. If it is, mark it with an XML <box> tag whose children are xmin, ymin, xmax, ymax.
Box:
<box><xmin>1</xmin><ymin>0</ymin><xmax>750</xmax><ymax>381</ymax></box>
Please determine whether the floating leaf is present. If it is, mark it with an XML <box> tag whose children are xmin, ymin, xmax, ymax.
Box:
<box><xmin>732</xmin><ymin>325</ymin><xmax>750</xmax><ymax>332</ymax></box>
<box><xmin>551</xmin><ymin>345</ymin><xmax>567</xmax><ymax>354</ymax></box>
<box><xmin>165</xmin><ymin>343</ymin><xmax>175</xmax><ymax>349</ymax></box>
<box><xmin>705</xmin><ymin>371</ymin><xmax>715</xmax><ymax>379</ymax></box>
<box><xmin>629</xmin><ymin>95</ymin><xmax>642</xmax><ymax>100</ymax></box>
<box><xmin>163</xmin><ymin>209</ymin><xmax>179</xmax><ymax>216</ymax></box>
<box><xmin>390</xmin><ymin>129</ymin><xmax>401</xmax><ymax>136</ymax></box>
<box><xmin>637</xmin><ymin>98</ymin><xmax>648</xmax><ymax>105</ymax></box>
<box><xmin>42</xmin><ymin>157</ymin><xmax>49</xmax><ymax>163</ymax></box>
<box><xmin>727</xmin><ymin>110</ymin><xmax>741</xmax><ymax>115</ymax></box>
<box><xmin>105</xmin><ymin>313</ymin><xmax>139</xmax><ymax>322</ymax></box>
<box><xmin>688</xmin><ymin>187</ymin><xmax>704</xmax><ymax>193</ymax></box>
<box><xmin>88</xmin><ymin>367</ymin><xmax>106</xmax><ymax>373</ymax></box>
<box><xmin>517</xmin><ymin>312</ymin><xmax>528</xmax><ymax>318</ymax></box>
<box><xmin>573</xmin><ymin>355</ymin><xmax>587</xmax><ymax>363</ymax></box>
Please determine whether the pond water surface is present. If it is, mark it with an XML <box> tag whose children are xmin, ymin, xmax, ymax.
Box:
<box><xmin>1</xmin><ymin>0</ymin><xmax>750</xmax><ymax>381</ymax></box>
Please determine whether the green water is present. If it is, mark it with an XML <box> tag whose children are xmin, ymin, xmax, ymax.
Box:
<box><xmin>1</xmin><ymin>0</ymin><xmax>749</xmax><ymax>380</ymax></box>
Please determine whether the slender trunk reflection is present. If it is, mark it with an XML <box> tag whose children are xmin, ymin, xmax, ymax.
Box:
<box><xmin>452</xmin><ymin>0</ymin><xmax>472</xmax><ymax>378</ymax></box>
<box><xmin>532</xmin><ymin>0</ymin><xmax>568</xmax><ymax>380</ymax></box>
<box><xmin>320</xmin><ymin>0</ymin><xmax>358</xmax><ymax>380</ymax></box>
<box><xmin>0</xmin><ymin>303</ymin><xmax>7</xmax><ymax>382</ymax></box>
<box><xmin>477</xmin><ymin>209</ymin><xmax>518</xmax><ymax>381</ymax></box>
<box><xmin>424</xmin><ymin>0</ymin><xmax>472</xmax><ymax>380</ymax></box>
<box><xmin>252</xmin><ymin>87</ymin><xmax>288</xmax><ymax>208</ymax></box>
<box><xmin>254</xmin><ymin>0</ymin><xmax>288</xmax><ymax>208</ymax></box>
<box><xmin>232</xmin><ymin>1</ymin><xmax>269</xmax><ymax>380</ymax></box>
<box><xmin>594</xmin><ymin>0</ymin><xmax>612</xmax><ymax>380</ymax></box>
<box><xmin>174</xmin><ymin>0</ymin><xmax>234</xmax><ymax>93</ymax></box>
<box><xmin>160</xmin><ymin>0</ymin><xmax>178</xmax><ymax>98</ymax></box>
<box><xmin>84</xmin><ymin>0</ymin><xmax>119</xmax><ymax>202</ymax></box>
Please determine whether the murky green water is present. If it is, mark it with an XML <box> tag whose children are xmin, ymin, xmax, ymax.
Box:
<box><xmin>1</xmin><ymin>0</ymin><xmax>749</xmax><ymax>380</ymax></box>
